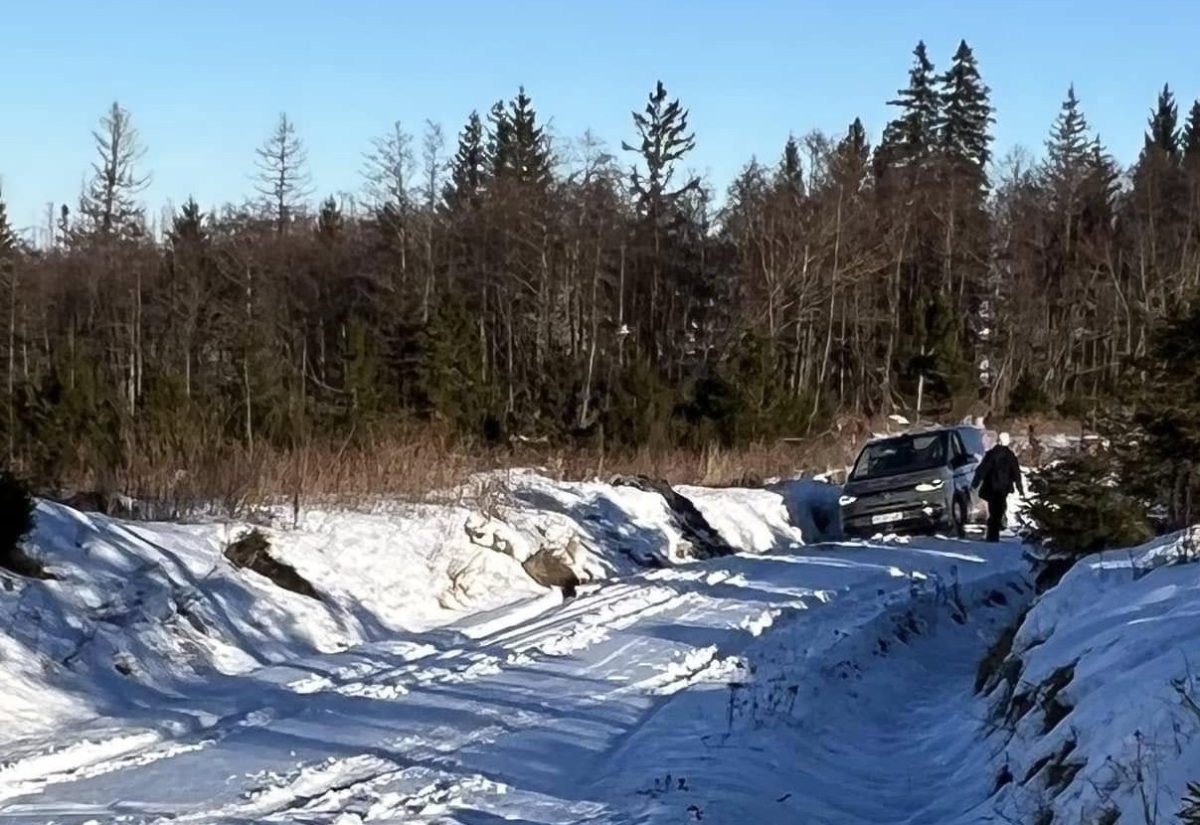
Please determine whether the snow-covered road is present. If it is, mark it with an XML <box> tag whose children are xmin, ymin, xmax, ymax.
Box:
<box><xmin>0</xmin><ymin>537</ymin><xmax>1029</xmax><ymax>824</ymax></box>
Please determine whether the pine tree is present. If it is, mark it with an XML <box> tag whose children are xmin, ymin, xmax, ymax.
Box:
<box><xmin>444</xmin><ymin>111</ymin><xmax>488</xmax><ymax>211</ymax></box>
<box><xmin>79</xmin><ymin>101</ymin><xmax>150</xmax><ymax>240</ymax></box>
<box><xmin>937</xmin><ymin>40</ymin><xmax>994</xmax><ymax>176</ymax></box>
<box><xmin>878</xmin><ymin>41</ymin><xmax>940</xmax><ymax>170</ymax></box>
<box><xmin>622</xmin><ymin>80</ymin><xmax>700</xmax><ymax>220</ymax></box>
<box><xmin>254</xmin><ymin>113</ymin><xmax>312</xmax><ymax>234</ymax></box>
<box><xmin>1146</xmin><ymin>84</ymin><xmax>1180</xmax><ymax>156</ymax></box>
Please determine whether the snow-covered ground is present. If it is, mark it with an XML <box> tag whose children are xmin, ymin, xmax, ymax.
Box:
<box><xmin>0</xmin><ymin>472</ymin><xmax>1196</xmax><ymax>824</ymax></box>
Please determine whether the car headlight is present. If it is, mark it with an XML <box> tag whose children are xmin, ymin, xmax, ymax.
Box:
<box><xmin>914</xmin><ymin>479</ymin><xmax>945</xmax><ymax>492</ymax></box>
<box><xmin>838</xmin><ymin>495</ymin><xmax>858</xmax><ymax>507</ymax></box>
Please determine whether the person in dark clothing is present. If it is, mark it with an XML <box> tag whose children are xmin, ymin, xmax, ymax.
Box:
<box><xmin>972</xmin><ymin>432</ymin><xmax>1025</xmax><ymax>542</ymax></box>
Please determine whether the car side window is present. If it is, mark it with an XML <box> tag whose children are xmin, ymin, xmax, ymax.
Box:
<box><xmin>958</xmin><ymin>427</ymin><xmax>984</xmax><ymax>457</ymax></box>
<box><xmin>951</xmin><ymin>432</ymin><xmax>968</xmax><ymax>464</ymax></box>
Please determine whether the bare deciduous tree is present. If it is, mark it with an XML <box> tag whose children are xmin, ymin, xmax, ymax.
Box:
<box><xmin>255</xmin><ymin>113</ymin><xmax>312</xmax><ymax>234</ymax></box>
<box><xmin>80</xmin><ymin>101</ymin><xmax>150</xmax><ymax>239</ymax></box>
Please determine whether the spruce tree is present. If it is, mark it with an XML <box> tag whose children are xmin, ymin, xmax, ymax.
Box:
<box><xmin>1085</xmin><ymin>141</ymin><xmax>1121</xmax><ymax>217</ymax></box>
<box><xmin>487</xmin><ymin>99</ymin><xmax>514</xmax><ymax>180</ymax></box>
<box><xmin>878</xmin><ymin>41</ymin><xmax>940</xmax><ymax>170</ymax></box>
<box><xmin>1182</xmin><ymin>100</ymin><xmax>1200</xmax><ymax>201</ymax></box>
<box><xmin>1119</xmin><ymin>301</ymin><xmax>1200</xmax><ymax>529</ymax></box>
<box><xmin>444</xmin><ymin>111</ymin><xmax>488</xmax><ymax>211</ymax></box>
<box><xmin>168</xmin><ymin>197</ymin><xmax>206</xmax><ymax>249</ymax></box>
<box><xmin>937</xmin><ymin>40</ymin><xmax>994</xmax><ymax>176</ymax></box>
<box><xmin>831</xmin><ymin>118</ymin><xmax>870</xmax><ymax>189</ymax></box>
<box><xmin>1184</xmin><ymin>100</ymin><xmax>1200</xmax><ymax>163</ymax></box>
<box><xmin>1044</xmin><ymin>85</ymin><xmax>1093</xmax><ymax>212</ymax></box>
<box><xmin>505</xmin><ymin>88</ymin><xmax>552</xmax><ymax>186</ymax></box>
<box><xmin>776</xmin><ymin>135</ymin><xmax>804</xmax><ymax>196</ymax></box>
<box><xmin>1146</xmin><ymin>84</ymin><xmax>1180</xmax><ymax>156</ymax></box>
<box><xmin>0</xmin><ymin>191</ymin><xmax>15</xmax><ymax>258</ymax></box>
<box><xmin>0</xmin><ymin>189</ymin><xmax>15</xmax><ymax>457</ymax></box>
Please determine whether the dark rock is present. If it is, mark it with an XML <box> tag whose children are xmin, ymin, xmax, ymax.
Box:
<box><xmin>609</xmin><ymin>474</ymin><xmax>734</xmax><ymax>560</ymax></box>
<box><xmin>224</xmin><ymin>529</ymin><xmax>320</xmax><ymax>601</ymax></box>
<box><xmin>522</xmin><ymin>546</ymin><xmax>580</xmax><ymax>598</ymax></box>
<box><xmin>61</xmin><ymin>490</ymin><xmax>114</xmax><ymax>514</ymax></box>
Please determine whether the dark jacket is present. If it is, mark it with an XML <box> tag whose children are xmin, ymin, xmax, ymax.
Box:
<box><xmin>973</xmin><ymin>444</ymin><xmax>1024</xmax><ymax>500</ymax></box>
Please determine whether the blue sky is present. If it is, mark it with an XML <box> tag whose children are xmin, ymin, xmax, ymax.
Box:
<box><xmin>2</xmin><ymin>0</ymin><xmax>1198</xmax><ymax>235</ymax></box>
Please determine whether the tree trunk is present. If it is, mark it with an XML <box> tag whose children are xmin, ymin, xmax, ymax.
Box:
<box><xmin>810</xmin><ymin>188</ymin><xmax>843</xmax><ymax>426</ymax></box>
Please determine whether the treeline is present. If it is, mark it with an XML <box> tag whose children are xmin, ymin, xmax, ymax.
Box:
<box><xmin>2</xmin><ymin>40</ymin><xmax>1199</xmax><ymax>493</ymax></box>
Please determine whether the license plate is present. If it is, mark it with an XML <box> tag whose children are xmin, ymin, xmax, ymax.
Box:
<box><xmin>872</xmin><ymin>512</ymin><xmax>903</xmax><ymax>525</ymax></box>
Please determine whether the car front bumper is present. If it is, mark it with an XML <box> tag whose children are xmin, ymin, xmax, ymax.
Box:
<box><xmin>841</xmin><ymin>492</ymin><xmax>951</xmax><ymax>536</ymax></box>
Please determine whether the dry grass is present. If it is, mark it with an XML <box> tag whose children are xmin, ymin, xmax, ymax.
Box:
<box><xmin>62</xmin><ymin>430</ymin><xmax>857</xmax><ymax>517</ymax></box>
<box><xmin>52</xmin><ymin>413</ymin><xmax>1084</xmax><ymax>517</ymax></box>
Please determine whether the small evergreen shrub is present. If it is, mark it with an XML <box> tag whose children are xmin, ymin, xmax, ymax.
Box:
<box><xmin>1181</xmin><ymin>781</ymin><xmax>1200</xmax><ymax>824</ymax></box>
<box><xmin>1008</xmin><ymin>371</ymin><xmax>1051</xmax><ymax>416</ymax></box>
<box><xmin>1026</xmin><ymin>453</ymin><xmax>1153</xmax><ymax>559</ymax></box>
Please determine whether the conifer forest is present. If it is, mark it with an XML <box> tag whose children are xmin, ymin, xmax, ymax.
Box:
<box><xmin>2</xmin><ymin>40</ymin><xmax>1197</xmax><ymax>500</ymax></box>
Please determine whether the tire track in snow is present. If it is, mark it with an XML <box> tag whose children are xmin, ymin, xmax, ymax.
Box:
<box><xmin>0</xmin><ymin>577</ymin><xmax>692</xmax><ymax>807</ymax></box>
<box><xmin>285</xmin><ymin>581</ymin><xmax>693</xmax><ymax>703</ymax></box>
<box><xmin>0</xmin><ymin>707</ymin><xmax>278</xmax><ymax>804</ymax></box>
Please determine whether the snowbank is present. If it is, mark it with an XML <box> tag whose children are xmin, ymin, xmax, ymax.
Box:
<box><xmin>0</xmin><ymin>472</ymin><xmax>837</xmax><ymax>753</ymax></box>
<box><xmin>986</xmin><ymin>529</ymin><xmax>1200</xmax><ymax>823</ymax></box>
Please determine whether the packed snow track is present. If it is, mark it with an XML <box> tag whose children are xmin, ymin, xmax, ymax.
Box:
<box><xmin>0</xmin><ymin>526</ymin><xmax>1031</xmax><ymax>824</ymax></box>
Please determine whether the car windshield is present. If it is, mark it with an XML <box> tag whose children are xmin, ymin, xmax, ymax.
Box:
<box><xmin>851</xmin><ymin>432</ymin><xmax>948</xmax><ymax>480</ymax></box>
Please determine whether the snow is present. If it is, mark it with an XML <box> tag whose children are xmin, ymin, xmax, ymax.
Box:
<box><xmin>985</xmin><ymin>528</ymin><xmax>1200</xmax><ymax>823</ymax></box>
<box><xmin>0</xmin><ymin>472</ymin><xmax>1195</xmax><ymax>824</ymax></box>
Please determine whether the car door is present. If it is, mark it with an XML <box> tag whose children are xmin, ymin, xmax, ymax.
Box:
<box><xmin>950</xmin><ymin>434</ymin><xmax>979</xmax><ymax>506</ymax></box>
<box><xmin>949</xmin><ymin>431</ymin><xmax>979</xmax><ymax>517</ymax></box>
